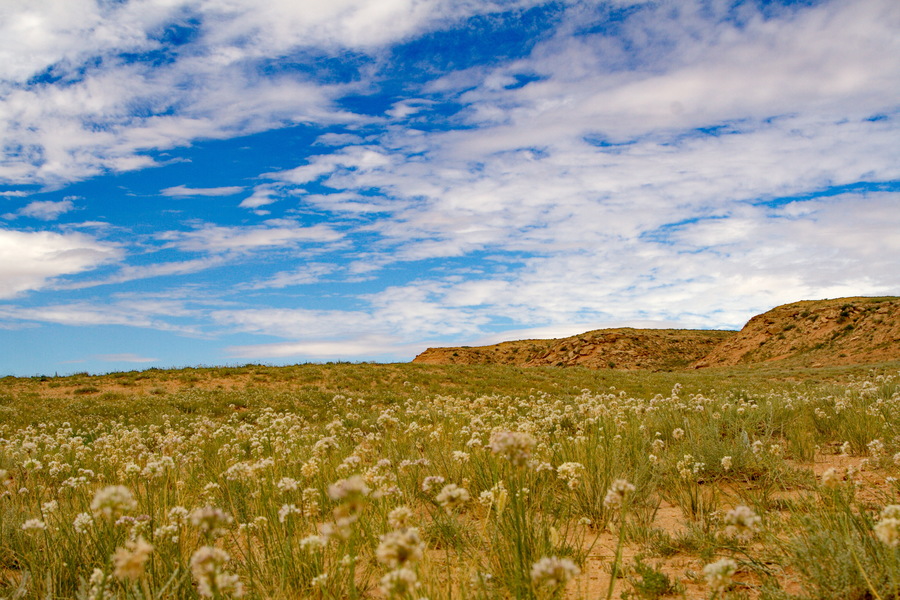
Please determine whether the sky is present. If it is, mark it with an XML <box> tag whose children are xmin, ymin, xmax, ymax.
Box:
<box><xmin>1</xmin><ymin>0</ymin><xmax>898</xmax><ymax>376</ymax></box>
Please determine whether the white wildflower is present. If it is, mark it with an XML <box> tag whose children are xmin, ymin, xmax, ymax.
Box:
<box><xmin>377</xmin><ymin>528</ymin><xmax>425</xmax><ymax>568</ymax></box>
<box><xmin>380</xmin><ymin>567</ymin><xmax>419</xmax><ymax>598</ymax></box>
<box><xmin>452</xmin><ymin>450</ymin><xmax>470</xmax><ymax>463</ymax></box>
<box><xmin>557</xmin><ymin>462</ymin><xmax>584</xmax><ymax>490</ymax></box>
<box><xmin>112</xmin><ymin>537</ymin><xmax>153</xmax><ymax>581</ymax></box>
<box><xmin>388</xmin><ymin>506</ymin><xmax>414</xmax><ymax>530</ymax></box>
<box><xmin>190</xmin><ymin>506</ymin><xmax>233</xmax><ymax>538</ymax></box>
<box><xmin>703</xmin><ymin>558</ymin><xmax>737</xmax><ymax>593</ymax></box>
<box><xmin>603</xmin><ymin>479</ymin><xmax>635</xmax><ymax>509</ymax></box>
<box><xmin>278</xmin><ymin>504</ymin><xmax>301</xmax><ymax>523</ymax></box>
<box><xmin>421</xmin><ymin>476</ymin><xmax>445</xmax><ymax>493</ymax></box>
<box><xmin>530</xmin><ymin>556</ymin><xmax>580</xmax><ymax>589</ymax></box>
<box><xmin>723</xmin><ymin>505</ymin><xmax>760</xmax><ymax>540</ymax></box>
<box><xmin>874</xmin><ymin>505</ymin><xmax>900</xmax><ymax>547</ymax></box>
<box><xmin>277</xmin><ymin>477</ymin><xmax>300</xmax><ymax>492</ymax></box>
<box><xmin>435</xmin><ymin>483</ymin><xmax>470</xmax><ymax>512</ymax></box>
<box><xmin>300</xmin><ymin>535</ymin><xmax>327</xmax><ymax>552</ymax></box>
<box><xmin>328</xmin><ymin>475</ymin><xmax>370</xmax><ymax>501</ymax></box>
<box><xmin>91</xmin><ymin>486</ymin><xmax>137</xmax><ymax>520</ymax></box>
<box><xmin>190</xmin><ymin>546</ymin><xmax>244</xmax><ymax>598</ymax></box>
<box><xmin>73</xmin><ymin>512</ymin><xmax>94</xmax><ymax>534</ymax></box>
<box><xmin>489</xmin><ymin>431</ymin><xmax>536</xmax><ymax>466</ymax></box>
<box><xmin>868</xmin><ymin>439</ymin><xmax>885</xmax><ymax>458</ymax></box>
<box><xmin>21</xmin><ymin>518</ymin><xmax>46</xmax><ymax>531</ymax></box>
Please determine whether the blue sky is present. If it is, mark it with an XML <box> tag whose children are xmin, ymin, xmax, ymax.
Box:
<box><xmin>1</xmin><ymin>0</ymin><xmax>898</xmax><ymax>376</ymax></box>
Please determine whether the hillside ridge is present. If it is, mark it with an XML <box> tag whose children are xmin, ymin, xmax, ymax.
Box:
<box><xmin>414</xmin><ymin>327</ymin><xmax>735</xmax><ymax>370</ymax></box>
<box><xmin>412</xmin><ymin>297</ymin><xmax>900</xmax><ymax>370</ymax></box>
<box><xmin>693</xmin><ymin>296</ymin><xmax>900</xmax><ymax>368</ymax></box>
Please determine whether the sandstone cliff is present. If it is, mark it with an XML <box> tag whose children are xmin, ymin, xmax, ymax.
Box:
<box><xmin>692</xmin><ymin>296</ymin><xmax>900</xmax><ymax>367</ymax></box>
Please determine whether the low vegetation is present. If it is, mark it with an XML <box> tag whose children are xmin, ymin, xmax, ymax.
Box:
<box><xmin>1</xmin><ymin>361</ymin><xmax>899</xmax><ymax>599</ymax></box>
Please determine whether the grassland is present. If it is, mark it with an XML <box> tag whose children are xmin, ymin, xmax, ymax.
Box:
<box><xmin>1</xmin><ymin>360</ymin><xmax>899</xmax><ymax>599</ymax></box>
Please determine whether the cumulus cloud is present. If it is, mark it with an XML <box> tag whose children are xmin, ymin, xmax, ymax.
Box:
<box><xmin>0</xmin><ymin>229</ymin><xmax>121</xmax><ymax>298</ymax></box>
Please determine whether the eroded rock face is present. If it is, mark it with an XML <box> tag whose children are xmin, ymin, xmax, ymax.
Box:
<box><xmin>413</xmin><ymin>297</ymin><xmax>900</xmax><ymax>370</ymax></box>
<box><xmin>691</xmin><ymin>297</ymin><xmax>900</xmax><ymax>368</ymax></box>
<box><xmin>413</xmin><ymin>328</ymin><xmax>735</xmax><ymax>370</ymax></box>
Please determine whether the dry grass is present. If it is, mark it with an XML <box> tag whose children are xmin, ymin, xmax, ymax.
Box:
<box><xmin>0</xmin><ymin>361</ymin><xmax>899</xmax><ymax>599</ymax></box>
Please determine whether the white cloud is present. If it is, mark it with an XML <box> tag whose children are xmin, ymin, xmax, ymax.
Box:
<box><xmin>5</xmin><ymin>199</ymin><xmax>74</xmax><ymax>220</ymax></box>
<box><xmin>2</xmin><ymin>0</ymin><xmax>898</xmax><ymax>366</ymax></box>
<box><xmin>55</xmin><ymin>256</ymin><xmax>229</xmax><ymax>289</ymax></box>
<box><xmin>300</xmin><ymin>192</ymin><xmax>400</xmax><ymax>214</ymax></box>
<box><xmin>387</xmin><ymin>99</ymin><xmax>434</xmax><ymax>119</ymax></box>
<box><xmin>225</xmin><ymin>337</ymin><xmax>411</xmax><ymax>360</ymax></box>
<box><xmin>269</xmin><ymin>146</ymin><xmax>393</xmax><ymax>185</ymax></box>
<box><xmin>161</xmin><ymin>185</ymin><xmax>245</xmax><ymax>197</ymax></box>
<box><xmin>0</xmin><ymin>0</ymin><xmax>541</xmax><ymax>186</ymax></box>
<box><xmin>211</xmin><ymin>307</ymin><xmax>375</xmax><ymax>339</ymax></box>
<box><xmin>315</xmin><ymin>132</ymin><xmax>366</xmax><ymax>146</ymax></box>
<box><xmin>0</xmin><ymin>60</ymin><xmax>343</xmax><ymax>185</ymax></box>
<box><xmin>209</xmin><ymin>187</ymin><xmax>898</xmax><ymax>349</ymax></box>
<box><xmin>239</xmin><ymin>185</ymin><xmax>279</xmax><ymax>209</ymax></box>
<box><xmin>446</xmin><ymin>0</ymin><xmax>900</xmax><ymax>141</ymax></box>
<box><xmin>250</xmin><ymin>0</ymin><xmax>898</xmax><ymax>302</ymax></box>
<box><xmin>197</xmin><ymin>0</ymin><xmax>539</xmax><ymax>54</ymax></box>
<box><xmin>349</xmin><ymin>191</ymin><xmax>900</xmax><ymax>336</ymax></box>
<box><xmin>211</xmin><ymin>287</ymin><xmax>486</xmax><ymax>343</ymax></box>
<box><xmin>159</xmin><ymin>221</ymin><xmax>343</xmax><ymax>253</ymax></box>
<box><xmin>246</xmin><ymin>263</ymin><xmax>335</xmax><ymax>289</ymax></box>
<box><xmin>0</xmin><ymin>228</ymin><xmax>121</xmax><ymax>298</ymax></box>
<box><xmin>0</xmin><ymin>298</ymin><xmax>202</xmax><ymax>333</ymax></box>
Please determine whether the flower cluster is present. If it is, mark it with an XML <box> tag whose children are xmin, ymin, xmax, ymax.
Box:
<box><xmin>530</xmin><ymin>556</ymin><xmax>580</xmax><ymax>589</ymax></box>
<box><xmin>703</xmin><ymin>558</ymin><xmax>737</xmax><ymax>593</ymax></box>
<box><xmin>874</xmin><ymin>505</ymin><xmax>900</xmax><ymax>547</ymax></box>
<box><xmin>190</xmin><ymin>547</ymin><xmax>244</xmax><ymax>598</ymax></box>
<box><xmin>603</xmin><ymin>479</ymin><xmax>635</xmax><ymax>509</ymax></box>
<box><xmin>436</xmin><ymin>483</ymin><xmax>470</xmax><ymax>512</ymax></box>
<box><xmin>723</xmin><ymin>505</ymin><xmax>761</xmax><ymax>540</ymax></box>
<box><xmin>489</xmin><ymin>431</ymin><xmax>536</xmax><ymax>466</ymax></box>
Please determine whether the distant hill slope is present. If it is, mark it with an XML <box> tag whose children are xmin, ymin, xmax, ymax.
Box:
<box><xmin>692</xmin><ymin>296</ymin><xmax>900</xmax><ymax>368</ymax></box>
<box><xmin>413</xmin><ymin>328</ymin><xmax>736</xmax><ymax>370</ymax></box>
<box><xmin>413</xmin><ymin>297</ymin><xmax>900</xmax><ymax>370</ymax></box>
